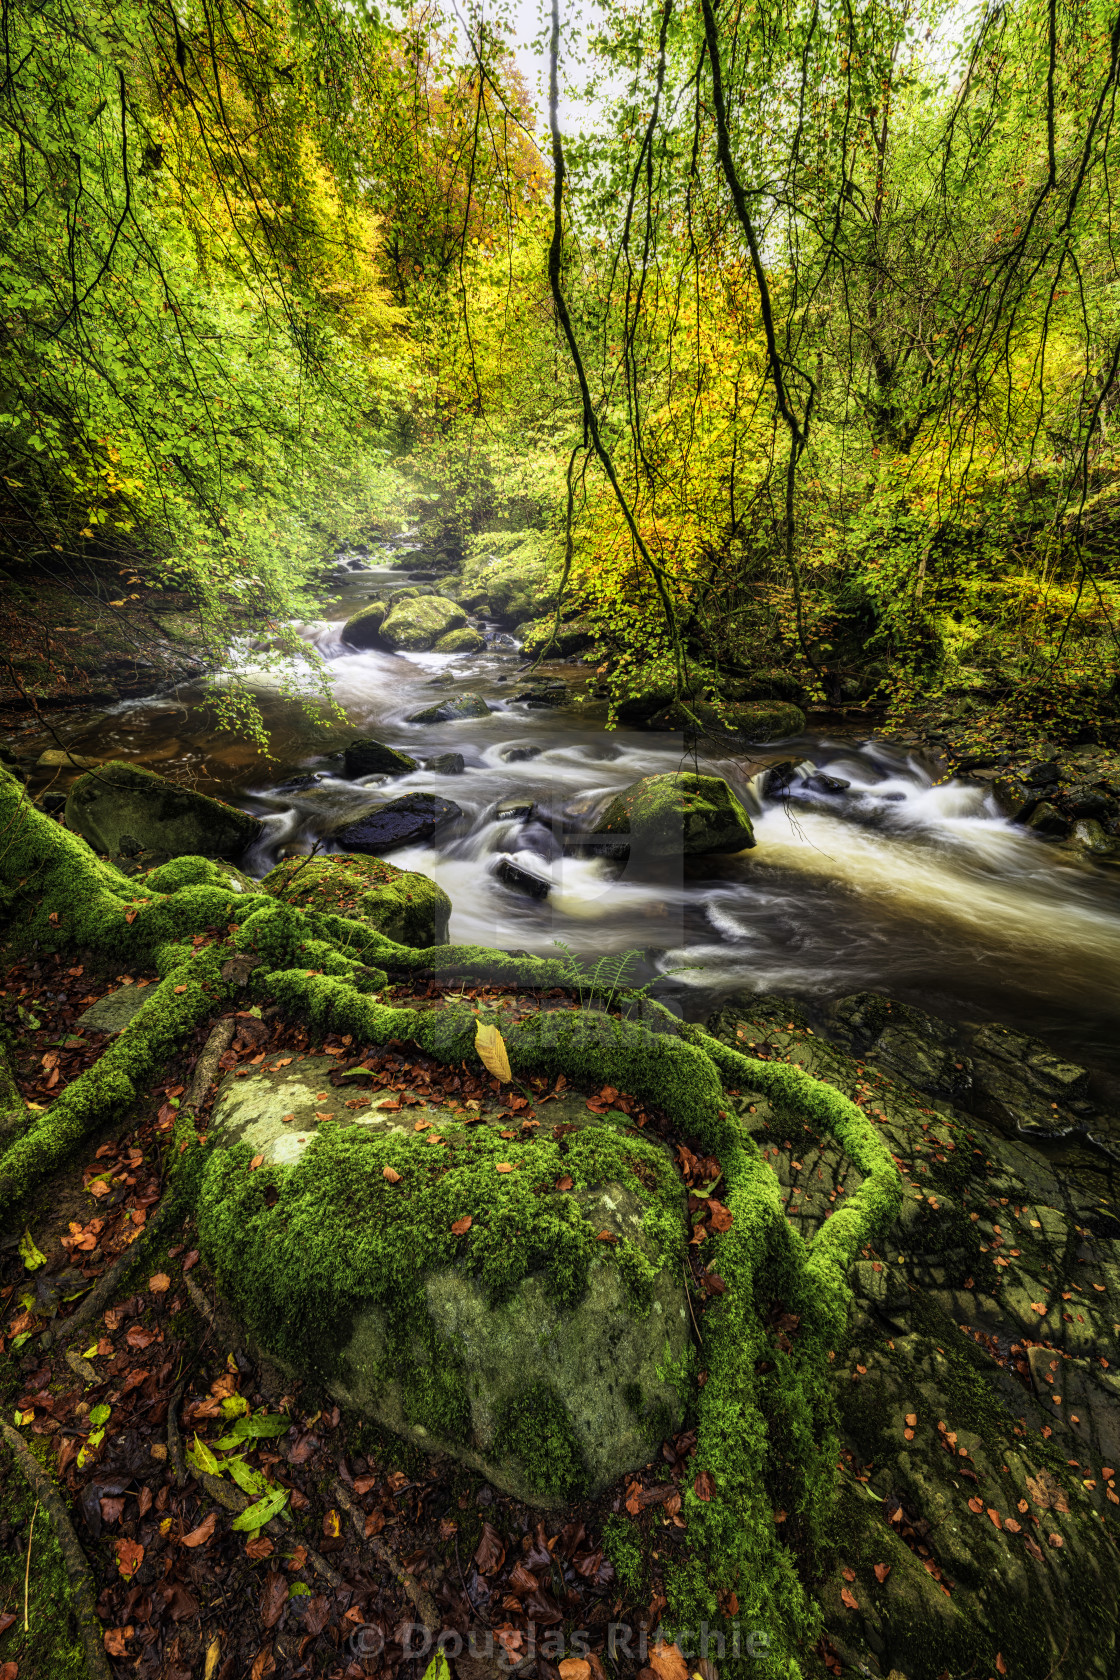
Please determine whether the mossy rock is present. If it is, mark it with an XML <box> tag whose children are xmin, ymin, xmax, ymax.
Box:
<box><xmin>406</xmin><ymin>695</ymin><xmax>491</xmax><ymax>724</ymax></box>
<box><xmin>433</xmin><ymin>627</ymin><xmax>485</xmax><ymax>654</ymax></box>
<box><xmin>143</xmin><ymin>854</ymin><xmax>258</xmax><ymax>894</ymax></box>
<box><xmin>594</xmin><ymin>772</ymin><xmax>755</xmax><ymax>857</ymax></box>
<box><xmin>517</xmin><ymin>617</ymin><xmax>596</xmax><ymax>658</ymax></box>
<box><xmin>262</xmin><ymin>853</ymin><xmax>451</xmax><ymax>945</ymax></box>
<box><xmin>379</xmin><ymin>597</ymin><xmax>467</xmax><ymax>652</ymax></box>
<box><xmin>198</xmin><ymin>1075</ymin><xmax>689</xmax><ymax>1505</ymax></box>
<box><xmin>692</xmin><ymin>699</ymin><xmax>805</xmax><ymax>740</ymax></box>
<box><xmin>64</xmin><ymin>761</ymin><xmax>260</xmax><ymax>864</ymax></box>
<box><xmin>341</xmin><ymin>601</ymin><xmax>387</xmax><ymax>648</ymax></box>
<box><xmin>342</xmin><ymin>738</ymin><xmax>419</xmax><ymax>778</ymax></box>
<box><xmin>459</xmin><ymin>532</ymin><xmax>559</xmax><ymax>627</ymax></box>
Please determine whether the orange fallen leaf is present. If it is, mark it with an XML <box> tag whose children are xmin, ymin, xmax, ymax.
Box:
<box><xmin>693</xmin><ymin>1470</ymin><xmax>715</xmax><ymax>1501</ymax></box>
<box><xmin>114</xmin><ymin>1538</ymin><xmax>144</xmax><ymax>1580</ymax></box>
<box><xmin>996</xmin><ymin>1656</ymin><xmax>1007</xmax><ymax>1676</ymax></box>
<box><xmin>840</xmin><ymin>1586</ymin><xmax>859</xmax><ymax>1610</ymax></box>
<box><xmin>250</xmin><ymin>1154</ymin><xmax>264</xmax><ymax>1171</ymax></box>
<box><xmin>558</xmin><ymin>1663</ymin><xmax>591</xmax><ymax>1680</ymax></box>
<box><xmin>148</xmin><ymin>1273</ymin><xmax>171</xmax><ymax>1293</ymax></box>
<box><xmin>495</xmin><ymin>1162</ymin><xmax>514</xmax><ymax>1173</ymax></box>
<box><xmin>648</xmin><ymin>1641</ymin><xmax>688</xmax><ymax>1680</ymax></box>
<box><xmin>987</xmin><ymin>1508</ymin><xmax>1003</xmax><ymax>1529</ymax></box>
<box><xmin>246</xmin><ymin>1536</ymin><xmax>274</xmax><ymax>1560</ymax></box>
<box><xmin>842</xmin><ymin>1566</ymin><xmax>855</xmax><ymax>1582</ymax></box>
<box><xmin>182</xmin><ymin>1510</ymin><xmax>218</xmax><ymax>1548</ymax></box>
<box><xmin>873</xmin><ymin>1563</ymin><xmax>890</xmax><ymax>1583</ymax></box>
<box><xmin>174</xmin><ymin>985</ymin><xmax>187</xmax><ymax>994</ymax></box>
<box><xmin>905</xmin><ymin>1413</ymin><xmax>917</xmax><ymax>1427</ymax></box>
<box><xmin>1048</xmin><ymin>1532</ymin><xmax>1064</xmax><ymax>1548</ymax></box>
<box><xmin>104</xmin><ymin>1626</ymin><xmax>133</xmax><ymax>1656</ymax></box>
<box><xmin>451</xmin><ymin>1216</ymin><xmax>472</xmax><ymax>1235</ymax></box>
<box><xmin>596</xmin><ymin>1229</ymin><xmax>617</xmax><ymax>1243</ymax></box>
<box><xmin>968</xmin><ymin>1497</ymin><xmax>984</xmax><ymax>1513</ymax></box>
<box><xmin>556</xmin><ymin>1175</ymin><xmax>574</xmax><ymax>1191</ymax></box>
<box><xmin>382</xmin><ymin>1166</ymin><xmax>401</xmax><ymax>1183</ymax></box>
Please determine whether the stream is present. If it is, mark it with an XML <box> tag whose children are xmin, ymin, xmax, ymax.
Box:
<box><xmin>21</xmin><ymin>547</ymin><xmax>1120</xmax><ymax>1080</ymax></box>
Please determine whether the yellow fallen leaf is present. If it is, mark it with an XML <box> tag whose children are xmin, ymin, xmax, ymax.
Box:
<box><xmin>475</xmin><ymin>1021</ymin><xmax>511</xmax><ymax>1083</ymax></box>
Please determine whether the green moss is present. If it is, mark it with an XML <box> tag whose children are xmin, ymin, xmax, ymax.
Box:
<box><xmin>594</xmin><ymin>772</ymin><xmax>756</xmax><ymax>856</ymax></box>
<box><xmin>602</xmin><ymin>1513</ymin><xmax>647</xmax><ymax>1598</ymax></box>
<box><xmin>0</xmin><ymin>1446</ymin><xmax>88</xmax><ymax>1680</ymax></box>
<box><xmin>492</xmin><ymin>1380</ymin><xmax>585</xmax><ymax>1503</ymax></box>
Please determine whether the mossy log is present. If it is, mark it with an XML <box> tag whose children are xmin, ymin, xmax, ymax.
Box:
<box><xmin>0</xmin><ymin>768</ymin><xmax>902</xmax><ymax>1673</ymax></box>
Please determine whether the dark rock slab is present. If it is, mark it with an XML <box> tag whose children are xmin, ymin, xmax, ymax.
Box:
<box><xmin>332</xmin><ymin>792</ymin><xmax>463</xmax><ymax>853</ymax></box>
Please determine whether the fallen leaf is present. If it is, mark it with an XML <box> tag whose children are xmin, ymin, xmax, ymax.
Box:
<box><xmin>125</xmin><ymin>1325</ymin><xmax>159</xmax><ymax>1350</ymax></box>
<box><xmin>451</xmin><ymin>1216</ymin><xmax>472</xmax><ymax>1235</ymax></box>
<box><xmin>382</xmin><ymin>1166</ymin><xmax>401</xmax><ymax>1183</ymax></box>
<box><xmin>996</xmin><ymin>1656</ymin><xmax>1007</xmax><ymax>1677</ymax></box>
<box><xmin>182</xmin><ymin>1510</ymin><xmax>218</xmax><ymax>1548</ymax></box>
<box><xmin>556</xmin><ymin>1175</ymin><xmax>574</xmax><ymax>1191</ymax></box>
<box><xmin>1048</xmin><ymin>1532</ymin><xmax>1064</xmax><ymax>1549</ymax></box>
<box><xmin>250</xmin><ymin>1644</ymin><xmax>276</xmax><ymax>1680</ymax></box>
<box><xmin>840</xmin><ymin>1586</ymin><xmax>859</xmax><ymax>1610</ymax></box>
<box><xmin>596</xmin><ymin>1229</ymin><xmax>617</xmax><ymax>1243</ymax></box>
<box><xmin>100</xmin><ymin>1496</ymin><xmax>125</xmax><ymax>1524</ymax></box>
<box><xmin>693</xmin><ymin>1469</ymin><xmax>716</xmax><ymax>1502</ymax></box>
<box><xmin>968</xmin><ymin>1497</ymin><xmax>984</xmax><ymax>1514</ymax></box>
<box><xmin>148</xmin><ymin>1273</ymin><xmax>171</xmax><ymax>1293</ymax></box>
<box><xmin>841</xmin><ymin>1567</ymin><xmax>855</xmax><ymax>1582</ymax></box>
<box><xmin>558</xmin><ymin>1663</ymin><xmax>591</xmax><ymax>1680</ymax></box>
<box><xmin>707</xmin><ymin>1199</ymin><xmax>733</xmax><ymax>1232</ymax></box>
<box><xmin>496</xmin><ymin>1162</ymin><xmax>514</xmax><ymax>1173</ymax></box>
<box><xmin>475</xmin><ymin>1021</ymin><xmax>512</xmax><ymax>1083</ymax></box>
<box><xmin>987</xmin><ymin>1508</ymin><xmax>1003</xmax><ymax>1530</ymax></box>
<box><xmin>114</xmin><ymin>1537</ymin><xmax>144</xmax><ymax>1580</ymax></box>
<box><xmin>250</xmin><ymin>1154</ymin><xmax>264</xmax><ymax>1171</ymax></box>
<box><xmin>905</xmin><ymin>1413</ymin><xmax>917</xmax><ymax>1427</ymax></box>
<box><xmin>1004</xmin><ymin>1518</ymin><xmax>1021</xmax><ymax>1534</ymax></box>
<box><xmin>474</xmin><ymin>1521</ymin><xmax>506</xmax><ymax>1576</ymax></box>
<box><xmin>103</xmin><ymin>1627</ymin><xmax>133</xmax><ymax>1656</ymax></box>
<box><xmin>260</xmin><ymin>1570</ymin><xmax>289</xmax><ymax>1629</ymax></box>
<box><xmin>648</xmin><ymin>1642</ymin><xmax>688</xmax><ymax>1680</ymax></box>
<box><xmin>246</xmin><ymin>1536</ymin><xmax>274</xmax><ymax>1560</ymax></box>
<box><xmin>873</xmin><ymin>1563</ymin><xmax>891</xmax><ymax>1584</ymax></box>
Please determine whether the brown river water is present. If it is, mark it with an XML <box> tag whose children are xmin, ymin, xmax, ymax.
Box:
<box><xmin>15</xmin><ymin>546</ymin><xmax>1120</xmax><ymax>1081</ymax></box>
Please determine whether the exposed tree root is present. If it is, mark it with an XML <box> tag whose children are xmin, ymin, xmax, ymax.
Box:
<box><xmin>0</xmin><ymin>768</ymin><xmax>904</xmax><ymax>1674</ymax></box>
<box><xmin>1</xmin><ymin>1419</ymin><xmax>113</xmax><ymax>1680</ymax></box>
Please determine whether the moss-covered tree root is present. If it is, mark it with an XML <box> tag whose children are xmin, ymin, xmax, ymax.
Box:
<box><xmin>0</xmin><ymin>1421</ymin><xmax>113</xmax><ymax>1680</ymax></box>
<box><xmin>0</xmin><ymin>769</ymin><xmax>903</xmax><ymax>1676</ymax></box>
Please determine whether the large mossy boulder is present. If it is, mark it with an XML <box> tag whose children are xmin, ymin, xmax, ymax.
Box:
<box><xmin>433</xmin><ymin>627</ymin><xmax>485</xmax><ymax>654</ymax></box>
<box><xmin>379</xmin><ymin>596</ymin><xmax>467</xmax><ymax>652</ymax></box>
<box><xmin>262</xmin><ymin>852</ymin><xmax>450</xmax><ymax>946</ymax></box>
<box><xmin>458</xmin><ymin>532</ymin><xmax>559</xmax><ymax>627</ymax></box>
<box><xmin>341</xmin><ymin>601</ymin><xmax>387</xmax><ymax>648</ymax></box>
<box><xmin>198</xmin><ymin>1070</ymin><xmax>689</xmax><ymax>1505</ymax></box>
<box><xmin>65</xmin><ymin>761</ymin><xmax>260</xmax><ymax>864</ymax></box>
<box><xmin>593</xmin><ymin>772</ymin><xmax>755</xmax><ymax>858</ymax></box>
<box><xmin>517</xmin><ymin>617</ymin><xmax>596</xmax><ymax>658</ymax></box>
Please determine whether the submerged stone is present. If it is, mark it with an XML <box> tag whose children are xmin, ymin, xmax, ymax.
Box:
<box><xmin>199</xmin><ymin>1075</ymin><xmax>689</xmax><ymax>1505</ymax></box>
<box><xmin>65</xmin><ymin>760</ymin><xmax>261</xmax><ymax>864</ymax></box>
<box><xmin>593</xmin><ymin>772</ymin><xmax>755</xmax><ymax>858</ymax></box>
<box><xmin>261</xmin><ymin>852</ymin><xmax>451</xmax><ymax>946</ymax></box>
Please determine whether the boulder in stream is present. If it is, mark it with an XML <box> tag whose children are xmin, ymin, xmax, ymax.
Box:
<box><xmin>340</xmin><ymin>601</ymin><xmax>387</xmax><ymax>648</ymax></box>
<box><xmin>262</xmin><ymin>852</ymin><xmax>450</xmax><ymax>946</ymax></box>
<box><xmin>331</xmin><ymin>791</ymin><xmax>462</xmax><ymax>853</ymax></box>
<box><xmin>64</xmin><ymin>760</ymin><xmax>261</xmax><ymax>864</ymax></box>
<box><xmin>593</xmin><ymin>772</ymin><xmax>755</xmax><ymax>858</ymax></box>
<box><xmin>342</xmin><ymin>738</ymin><xmax>418</xmax><ymax>778</ymax></box>
<box><xmin>198</xmin><ymin>1061</ymin><xmax>689</xmax><ymax>1506</ymax></box>
<box><xmin>379</xmin><ymin>596</ymin><xmax>467</xmax><ymax>652</ymax></box>
<box><xmin>425</xmin><ymin>752</ymin><xmax>465</xmax><ymax>775</ymax></box>
<box><xmin>433</xmin><ymin>627</ymin><xmax>485</xmax><ymax>654</ymax></box>
<box><xmin>406</xmin><ymin>694</ymin><xmax>491</xmax><ymax>724</ymax></box>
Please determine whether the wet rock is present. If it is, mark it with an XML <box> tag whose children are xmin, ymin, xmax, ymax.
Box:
<box><xmin>342</xmin><ymin>738</ymin><xmax>419</xmax><ymax>778</ymax></box>
<box><xmin>513</xmin><ymin>681</ymin><xmax>568</xmax><ymax>707</ymax></box>
<box><xmin>593</xmin><ymin>772</ymin><xmax>755</xmax><ymax>859</ymax></box>
<box><xmin>262</xmin><ymin>852</ymin><xmax>450</xmax><ymax>946</ymax></box>
<box><xmin>407</xmin><ymin>695</ymin><xmax>492</xmax><ymax>724</ymax></box>
<box><xmin>37</xmin><ymin>748</ymin><xmax>103</xmax><ymax>769</ymax></box>
<box><xmin>65</xmin><ymin>760</ymin><xmax>261</xmax><ymax>864</ymax></box>
<box><xmin>1024</xmin><ymin>801</ymin><xmax>1069</xmax><ymax>837</ymax></box>
<box><xmin>433</xmin><ymin>627</ymin><xmax>485</xmax><ymax>654</ymax></box>
<box><xmin>497</xmin><ymin>802</ymin><xmax>534</xmax><ymax>821</ymax></box>
<box><xmin>501</xmin><ymin>744</ymin><xmax>541</xmax><ymax>763</ymax></box>
<box><xmin>273</xmin><ymin>772</ymin><xmax>325</xmax><ymax>794</ymax></box>
<box><xmin>199</xmin><ymin>1072</ymin><xmax>689</xmax><ymax>1506</ymax></box>
<box><xmin>494</xmin><ymin>857</ymin><xmax>550</xmax><ymax>899</ymax></box>
<box><xmin>803</xmin><ymin>770</ymin><xmax>851</xmax><ymax>795</ymax></box>
<box><xmin>683</xmin><ymin>698</ymin><xmax>806</xmax><ymax>740</ymax></box>
<box><xmin>704</xmin><ymin>993</ymin><xmax>1120</xmax><ymax>1678</ymax></box>
<box><xmin>331</xmin><ymin>792</ymin><xmax>463</xmax><ymax>854</ymax></box>
<box><xmin>341</xmin><ymin>601</ymin><xmax>387</xmax><ymax>647</ymax></box>
<box><xmin>379</xmin><ymin>596</ymin><xmax>467</xmax><ymax>652</ymax></box>
<box><xmin>1069</xmin><ymin>818</ymin><xmax>1116</xmax><ymax>855</ymax></box>
<box><xmin>425</xmin><ymin>753</ymin><xmax>465</xmax><ymax>775</ymax></box>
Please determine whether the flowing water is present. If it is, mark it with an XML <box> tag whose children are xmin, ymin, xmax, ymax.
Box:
<box><xmin>28</xmin><ymin>549</ymin><xmax>1120</xmax><ymax>1078</ymax></box>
